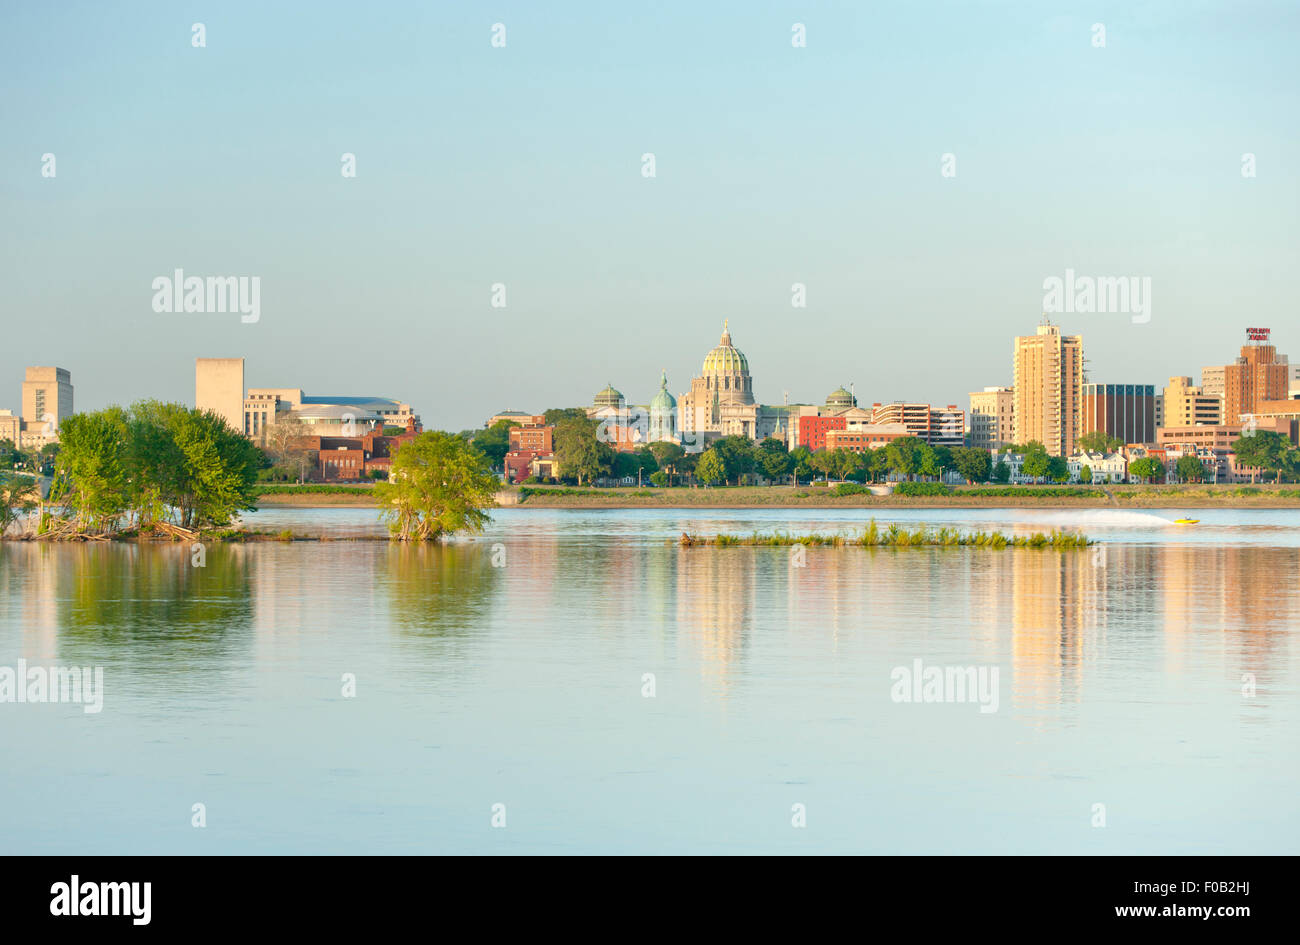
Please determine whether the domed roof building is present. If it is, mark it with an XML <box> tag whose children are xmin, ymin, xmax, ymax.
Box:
<box><xmin>825</xmin><ymin>386</ymin><xmax>857</xmax><ymax>411</ymax></box>
<box><xmin>648</xmin><ymin>370</ymin><xmax>678</xmax><ymax>443</ymax></box>
<box><xmin>679</xmin><ymin>322</ymin><xmax>788</xmax><ymax>444</ymax></box>
<box><xmin>593</xmin><ymin>384</ymin><xmax>625</xmax><ymax>409</ymax></box>
<box><xmin>701</xmin><ymin>322</ymin><xmax>751</xmax><ymax>378</ymax></box>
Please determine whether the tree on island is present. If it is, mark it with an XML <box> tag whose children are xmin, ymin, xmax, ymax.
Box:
<box><xmin>47</xmin><ymin>403</ymin><xmax>261</xmax><ymax>534</ymax></box>
<box><xmin>0</xmin><ymin>473</ymin><xmax>41</xmax><ymax>536</ymax></box>
<box><xmin>374</xmin><ymin>431</ymin><xmax>500</xmax><ymax>541</ymax></box>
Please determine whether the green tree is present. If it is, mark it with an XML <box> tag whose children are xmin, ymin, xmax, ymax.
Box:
<box><xmin>713</xmin><ymin>435</ymin><xmax>757</xmax><ymax>485</ymax></box>
<box><xmin>952</xmin><ymin>447</ymin><xmax>991</xmax><ymax>484</ymax></box>
<box><xmin>834</xmin><ymin>449</ymin><xmax>865</xmax><ymax>482</ymax></box>
<box><xmin>614</xmin><ymin>448</ymin><xmax>658</xmax><ymax>481</ymax></box>
<box><xmin>0</xmin><ymin>473</ymin><xmax>41</xmax><ymax>535</ymax></box>
<box><xmin>1175</xmin><ymin>455</ymin><xmax>1206</xmax><ymax>482</ymax></box>
<box><xmin>543</xmin><ymin>407</ymin><xmax>589</xmax><ymax>426</ymax></box>
<box><xmin>1078</xmin><ymin>430</ymin><xmax>1123</xmax><ymax>453</ymax></box>
<box><xmin>0</xmin><ymin>438</ymin><xmax>17</xmax><ymax>468</ymax></box>
<box><xmin>810</xmin><ymin>449</ymin><xmax>835</xmax><ymax>481</ymax></box>
<box><xmin>1079</xmin><ymin>465</ymin><xmax>1092</xmax><ymax>483</ymax></box>
<box><xmin>471</xmin><ymin>419</ymin><xmax>519</xmax><ymax>470</ymax></box>
<box><xmin>1021</xmin><ymin>445</ymin><xmax>1051</xmax><ymax>480</ymax></box>
<box><xmin>127</xmin><ymin>401</ymin><xmax>262</xmax><ymax>530</ymax></box>
<box><xmin>918</xmin><ymin>444</ymin><xmax>942</xmax><ymax>480</ymax></box>
<box><xmin>553</xmin><ymin>416</ymin><xmax>613</xmax><ymax>485</ymax></box>
<box><xmin>885</xmin><ymin>436</ymin><xmax>928</xmax><ymax>480</ymax></box>
<box><xmin>991</xmin><ymin>460</ymin><xmax>1010</xmax><ymax>484</ymax></box>
<box><xmin>1230</xmin><ymin>431</ymin><xmax>1294</xmax><ymax>483</ymax></box>
<box><xmin>374</xmin><ymin>431</ymin><xmax>499</xmax><ymax>541</ymax></box>
<box><xmin>648</xmin><ymin>470</ymin><xmax>669</xmax><ymax>487</ymax></box>
<box><xmin>48</xmin><ymin>408</ymin><xmax>131</xmax><ymax>532</ymax></box>
<box><xmin>1046</xmin><ymin>455</ymin><xmax>1069</xmax><ymax>483</ymax></box>
<box><xmin>867</xmin><ymin>447</ymin><xmax>890</xmax><ymax>483</ymax></box>
<box><xmin>648</xmin><ymin>441</ymin><xmax>686</xmax><ymax>485</ymax></box>
<box><xmin>789</xmin><ymin>446</ymin><xmax>814</xmax><ymax>485</ymax></box>
<box><xmin>1128</xmin><ymin>457</ymin><xmax>1165</xmax><ymax>483</ymax></box>
<box><xmin>695</xmin><ymin>448</ymin><xmax>725</xmax><ymax>486</ymax></box>
<box><xmin>756</xmin><ymin>437</ymin><xmax>792</xmax><ymax>483</ymax></box>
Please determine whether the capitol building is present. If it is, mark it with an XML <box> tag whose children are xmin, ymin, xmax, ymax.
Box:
<box><xmin>588</xmin><ymin>322</ymin><xmax>800</xmax><ymax>450</ymax></box>
<box><xmin>679</xmin><ymin>321</ymin><xmax>792</xmax><ymax>443</ymax></box>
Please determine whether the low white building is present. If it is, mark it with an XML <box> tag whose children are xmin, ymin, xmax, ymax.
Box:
<box><xmin>1067</xmin><ymin>451</ymin><xmax>1127</xmax><ymax>484</ymax></box>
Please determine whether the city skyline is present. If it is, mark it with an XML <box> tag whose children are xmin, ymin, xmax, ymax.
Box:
<box><xmin>4</xmin><ymin>2</ymin><xmax>1298</xmax><ymax>431</ymax></box>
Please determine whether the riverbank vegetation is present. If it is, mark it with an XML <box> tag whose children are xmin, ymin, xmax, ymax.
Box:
<box><xmin>678</xmin><ymin>522</ymin><xmax>1092</xmax><ymax>549</ymax></box>
<box><xmin>507</xmin><ymin>482</ymin><xmax>1300</xmax><ymax>508</ymax></box>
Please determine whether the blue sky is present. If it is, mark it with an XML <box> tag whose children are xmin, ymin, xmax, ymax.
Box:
<box><xmin>2</xmin><ymin>1</ymin><xmax>1297</xmax><ymax>429</ymax></box>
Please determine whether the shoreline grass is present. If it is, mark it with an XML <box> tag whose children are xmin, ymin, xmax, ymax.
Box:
<box><xmin>678</xmin><ymin>521</ymin><xmax>1091</xmax><ymax>549</ymax></box>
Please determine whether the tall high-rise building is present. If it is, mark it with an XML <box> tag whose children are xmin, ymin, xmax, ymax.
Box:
<box><xmin>968</xmin><ymin>386</ymin><xmax>1014</xmax><ymax>451</ymax></box>
<box><xmin>195</xmin><ymin>358</ymin><xmax>246</xmax><ymax>433</ymax></box>
<box><xmin>21</xmin><ymin>367</ymin><xmax>74</xmax><ymax>430</ymax></box>
<box><xmin>1223</xmin><ymin>342</ymin><xmax>1289</xmax><ymax>424</ymax></box>
<box><xmin>1161</xmin><ymin>376</ymin><xmax>1223</xmax><ymax>427</ymax></box>
<box><xmin>1081</xmin><ymin>383</ymin><xmax>1156</xmax><ymax>445</ymax></box>
<box><xmin>1012</xmin><ymin>322</ymin><xmax>1082</xmax><ymax>456</ymax></box>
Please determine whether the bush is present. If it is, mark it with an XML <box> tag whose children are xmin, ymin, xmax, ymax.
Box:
<box><xmin>833</xmin><ymin>483</ymin><xmax>871</xmax><ymax>496</ymax></box>
<box><xmin>894</xmin><ymin>481</ymin><xmax>954</xmax><ymax>496</ymax></box>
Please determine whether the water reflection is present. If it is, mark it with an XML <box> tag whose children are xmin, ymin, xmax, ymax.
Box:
<box><xmin>1</xmin><ymin>538</ymin><xmax>1294</xmax><ymax>711</ymax></box>
<box><xmin>382</xmin><ymin>542</ymin><xmax>501</xmax><ymax>639</ymax></box>
<box><xmin>1</xmin><ymin>542</ymin><xmax>254</xmax><ymax>670</ymax></box>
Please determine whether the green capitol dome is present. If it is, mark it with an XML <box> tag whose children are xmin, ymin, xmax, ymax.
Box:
<box><xmin>825</xmin><ymin>386</ymin><xmax>856</xmax><ymax>410</ymax></box>
<box><xmin>593</xmin><ymin>383</ymin><xmax>625</xmax><ymax>408</ymax></box>
<box><xmin>650</xmin><ymin>371</ymin><xmax>677</xmax><ymax>413</ymax></box>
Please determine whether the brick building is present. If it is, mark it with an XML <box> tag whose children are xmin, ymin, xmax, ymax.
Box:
<box><xmin>304</xmin><ymin>416</ymin><xmax>422</xmax><ymax>481</ymax></box>
<box><xmin>1082</xmin><ymin>383</ymin><xmax>1157</xmax><ymax>445</ymax></box>
<box><xmin>824</xmin><ymin>424</ymin><xmax>909</xmax><ymax>453</ymax></box>
<box><xmin>798</xmin><ymin>415</ymin><xmax>847</xmax><ymax>452</ymax></box>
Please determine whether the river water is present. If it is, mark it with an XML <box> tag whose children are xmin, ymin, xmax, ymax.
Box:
<box><xmin>2</xmin><ymin>507</ymin><xmax>1296</xmax><ymax>853</ymax></box>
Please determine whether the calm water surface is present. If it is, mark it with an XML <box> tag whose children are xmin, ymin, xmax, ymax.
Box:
<box><xmin>2</xmin><ymin>507</ymin><xmax>1297</xmax><ymax>854</ymax></box>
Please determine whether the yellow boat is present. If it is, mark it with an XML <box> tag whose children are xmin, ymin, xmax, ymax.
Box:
<box><xmin>1173</xmin><ymin>518</ymin><xmax>1200</xmax><ymax>525</ymax></box>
